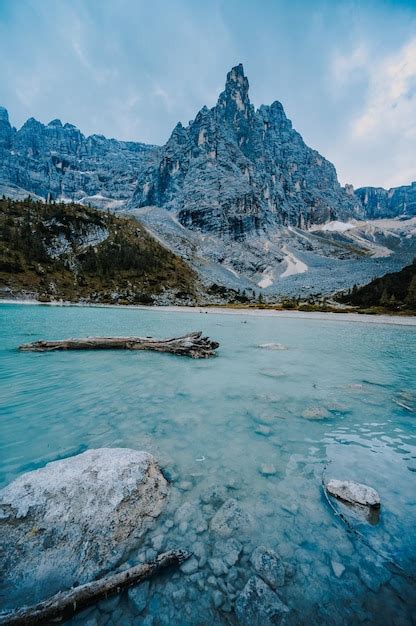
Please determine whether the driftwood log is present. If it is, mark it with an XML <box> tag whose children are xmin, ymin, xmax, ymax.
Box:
<box><xmin>0</xmin><ymin>549</ymin><xmax>190</xmax><ymax>626</ymax></box>
<box><xmin>19</xmin><ymin>331</ymin><xmax>219</xmax><ymax>359</ymax></box>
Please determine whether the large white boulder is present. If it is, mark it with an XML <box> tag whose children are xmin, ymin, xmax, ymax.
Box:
<box><xmin>0</xmin><ymin>448</ymin><xmax>168</xmax><ymax>609</ymax></box>
<box><xmin>326</xmin><ymin>479</ymin><xmax>380</xmax><ymax>509</ymax></box>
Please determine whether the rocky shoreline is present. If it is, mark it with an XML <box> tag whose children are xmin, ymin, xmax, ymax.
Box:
<box><xmin>1</xmin><ymin>298</ymin><xmax>416</xmax><ymax>326</ymax></box>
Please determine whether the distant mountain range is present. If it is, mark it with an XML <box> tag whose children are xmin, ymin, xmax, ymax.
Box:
<box><xmin>0</xmin><ymin>64</ymin><xmax>415</xmax><ymax>297</ymax></box>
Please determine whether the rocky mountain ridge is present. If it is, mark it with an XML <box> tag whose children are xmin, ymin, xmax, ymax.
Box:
<box><xmin>131</xmin><ymin>64</ymin><xmax>363</xmax><ymax>237</ymax></box>
<box><xmin>0</xmin><ymin>66</ymin><xmax>414</xmax><ymax>227</ymax></box>
<box><xmin>0</xmin><ymin>105</ymin><xmax>158</xmax><ymax>209</ymax></box>
<box><xmin>356</xmin><ymin>182</ymin><xmax>416</xmax><ymax>219</ymax></box>
<box><xmin>0</xmin><ymin>65</ymin><xmax>415</xmax><ymax>297</ymax></box>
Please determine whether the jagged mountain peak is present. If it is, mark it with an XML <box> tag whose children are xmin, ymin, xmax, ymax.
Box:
<box><xmin>131</xmin><ymin>65</ymin><xmax>362</xmax><ymax>236</ymax></box>
<box><xmin>218</xmin><ymin>63</ymin><xmax>251</xmax><ymax>114</ymax></box>
<box><xmin>47</xmin><ymin>119</ymin><xmax>63</xmax><ymax>127</ymax></box>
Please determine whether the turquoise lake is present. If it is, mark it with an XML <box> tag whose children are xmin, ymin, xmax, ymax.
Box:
<box><xmin>1</xmin><ymin>303</ymin><xmax>415</xmax><ymax>625</ymax></box>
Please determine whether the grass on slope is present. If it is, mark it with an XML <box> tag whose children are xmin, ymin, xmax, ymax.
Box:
<box><xmin>336</xmin><ymin>258</ymin><xmax>416</xmax><ymax>312</ymax></box>
<box><xmin>0</xmin><ymin>197</ymin><xmax>198</xmax><ymax>304</ymax></box>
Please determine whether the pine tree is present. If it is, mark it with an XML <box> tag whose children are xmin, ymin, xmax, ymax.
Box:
<box><xmin>380</xmin><ymin>288</ymin><xmax>390</xmax><ymax>307</ymax></box>
<box><xmin>405</xmin><ymin>275</ymin><xmax>416</xmax><ymax>309</ymax></box>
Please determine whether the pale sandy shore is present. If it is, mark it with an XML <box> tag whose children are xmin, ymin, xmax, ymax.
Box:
<box><xmin>1</xmin><ymin>299</ymin><xmax>416</xmax><ymax>326</ymax></box>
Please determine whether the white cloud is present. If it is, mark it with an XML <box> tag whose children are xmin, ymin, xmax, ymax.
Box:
<box><xmin>352</xmin><ymin>37</ymin><xmax>416</xmax><ymax>141</ymax></box>
<box><xmin>329</xmin><ymin>36</ymin><xmax>416</xmax><ymax>188</ymax></box>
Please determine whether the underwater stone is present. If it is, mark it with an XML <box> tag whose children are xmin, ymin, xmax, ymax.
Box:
<box><xmin>172</xmin><ymin>588</ymin><xmax>186</xmax><ymax>602</ymax></box>
<box><xmin>302</xmin><ymin>406</ymin><xmax>331</xmax><ymax>420</ymax></box>
<box><xmin>210</xmin><ymin>498</ymin><xmax>253</xmax><ymax>538</ymax></box>
<box><xmin>151</xmin><ymin>534</ymin><xmax>164</xmax><ymax>551</ymax></box>
<box><xmin>180</xmin><ymin>556</ymin><xmax>199</xmax><ymax>575</ymax></box>
<box><xmin>250</xmin><ymin>546</ymin><xmax>285</xmax><ymax>589</ymax></box>
<box><xmin>255</xmin><ymin>424</ymin><xmax>272</xmax><ymax>437</ymax></box>
<box><xmin>128</xmin><ymin>581</ymin><xmax>150</xmax><ymax>614</ymax></box>
<box><xmin>200</xmin><ymin>484</ymin><xmax>228</xmax><ymax>507</ymax></box>
<box><xmin>259</xmin><ymin>464</ymin><xmax>277</xmax><ymax>476</ymax></box>
<box><xmin>208</xmin><ymin>557</ymin><xmax>229</xmax><ymax>576</ymax></box>
<box><xmin>212</xmin><ymin>590</ymin><xmax>224</xmax><ymax>608</ymax></box>
<box><xmin>331</xmin><ymin>560</ymin><xmax>345</xmax><ymax>578</ymax></box>
<box><xmin>235</xmin><ymin>576</ymin><xmax>289</xmax><ymax>626</ymax></box>
<box><xmin>222</xmin><ymin>538</ymin><xmax>243</xmax><ymax>567</ymax></box>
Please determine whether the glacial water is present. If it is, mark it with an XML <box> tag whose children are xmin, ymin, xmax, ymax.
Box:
<box><xmin>1</xmin><ymin>303</ymin><xmax>415</xmax><ymax>625</ymax></box>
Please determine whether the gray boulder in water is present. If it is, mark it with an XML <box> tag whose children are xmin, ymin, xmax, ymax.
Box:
<box><xmin>326</xmin><ymin>479</ymin><xmax>380</xmax><ymax>509</ymax></box>
<box><xmin>235</xmin><ymin>576</ymin><xmax>289</xmax><ymax>626</ymax></box>
<box><xmin>0</xmin><ymin>448</ymin><xmax>168</xmax><ymax>609</ymax></box>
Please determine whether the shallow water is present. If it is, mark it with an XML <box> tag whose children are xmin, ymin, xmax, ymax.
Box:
<box><xmin>1</xmin><ymin>303</ymin><xmax>415</xmax><ymax>625</ymax></box>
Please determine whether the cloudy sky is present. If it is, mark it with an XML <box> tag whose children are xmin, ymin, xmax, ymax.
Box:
<box><xmin>0</xmin><ymin>0</ymin><xmax>415</xmax><ymax>188</ymax></box>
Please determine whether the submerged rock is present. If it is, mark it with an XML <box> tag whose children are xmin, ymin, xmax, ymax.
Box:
<box><xmin>258</xmin><ymin>343</ymin><xmax>288</xmax><ymax>351</ymax></box>
<box><xmin>259</xmin><ymin>464</ymin><xmax>277</xmax><ymax>476</ymax></box>
<box><xmin>302</xmin><ymin>406</ymin><xmax>331</xmax><ymax>420</ymax></box>
<box><xmin>235</xmin><ymin>576</ymin><xmax>289</xmax><ymax>626</ymax></box>
<box><xmin>210</xmin><ymin>498</ymin><xmax>252</xmax><ymax>538</ymax></box>
<box><xmin>260</xmin><ymin>369</ymin><xmax>287</xmax><ymax>379</ymax></box>
<box><xmin>128</xmin><ymin>581</ymin><xmax>150</xmax><ymax>615</ymax></box>
<box><xmin>331</xmin><ymin>560</ymin><xmax>346</xmax><ymax>579</ymax></box>
<box><xmin>180</xmin><ymin>556</ymin><xmax>199</xmax><ymax>575</ymax></box>
<box><xmin>250</xmin><ymin>547</ymin><xmax>286</xmax><ymax>589</ymax></box>
<box><xmin>0</xmin><ymin>448</ymin><xmax>168</xmax><ymax>608</ymax></box>
<box><xmin>326</xmin><ymin>479</ymin><xmax>380</xmax><ymax>509</ymax></box>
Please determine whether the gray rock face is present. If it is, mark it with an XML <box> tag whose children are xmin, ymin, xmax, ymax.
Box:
<box><xmin>356</xmin><ymin>183</ymin><xmax>416</xmax><ymax>219</ymax></box>
<box><xmin>131</xmin><ymin>64</ymin><xmax>363</xmax><ymax>237</ymax></box>
<box><xmin>0</xmin><ymin>109</ymin><xmax>157</xmax><ymax>206</ymax></box>
<box><xmin>326</xmin><ymin>479</ymin><xmax>380</xmax><ymax>508</ymax></box>
<box><xmin>0</xmin><ymin>448</ymin><xmax>168</xmax><ymax>609</ymax></box>
<box><xmin>235</xmin><ymin>576</ymin><xmax>289</xmax><ymax>626</ymax></box>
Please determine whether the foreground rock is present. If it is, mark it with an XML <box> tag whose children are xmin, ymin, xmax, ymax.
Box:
<box><xmin>235</xmin><ymin>576</ymin><xmax>289</xmax><ymax>626</ymax></box>
<box><xmin>0</xmin><ymin>448</ymin><xmax>168</xmax><ymax>608</ymax></box>
<box><xmin>326</xmin><ymin>479</ymin><xmax>380</xmax><ymax>509</ymax></box>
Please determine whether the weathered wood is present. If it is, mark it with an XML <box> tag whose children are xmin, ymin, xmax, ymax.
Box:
<box><xmin>19</xmin><ymin>331</ymin><xmax>219</xmax><ymax>359</ymax></box>
<box><xmin>0</xmin><ymin>549</ymin><xmax>190</xmax><ymax>626</ymax></box>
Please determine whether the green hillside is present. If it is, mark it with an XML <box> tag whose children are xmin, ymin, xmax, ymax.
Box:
<box><xmin>337</xmin><ymin>259</ymin><xmax>416</xmax><ymax>311</ymax></box>
<box><xmin>0</xmin><ymin>198</ymin><xmax>198</xmax><ymax>304</ymax></box>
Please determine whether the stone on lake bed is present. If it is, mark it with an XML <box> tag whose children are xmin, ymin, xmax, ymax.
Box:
<box><xmin>128</xmin><ymin>580</ymin><xmax>150</xmax><ymax>615</ymax></box>
<box><xmin>302</xmin><ymin>406</ymin><xmax>331</xmax><ymax>420</ymax></box>
<box><xmin>331</xmin><ymin>560</ymin><xmax>346</xmax><ymax>578</ymax></box>
<box><xmin>0</xmin><ymin>447</ymin><xmax>168</xmax><ymax>608</ymax></box>
<box><xmin>180</xmin><ymin>556</ymin><xmax>199</xmax><ymax>575</ymax></box>
<box><xmin>326</xmin><ymin>479</ymin><xmax>381</xmax><ymax>509</ymax></box>
<box><xmin>251</xmin><ymin>546</ymin><xmax>286</xmax><ymax>589</ymax></box>
<box><xmin>210</xmin><ymin>498</ymin><xmax>252</xmax><ymax>538</ymax></box>
<box><xmin>255</xmin><ymin>424</ymin><xmax>272</xmax><ymax>436</ymax></box>
<box><xmin>235</xmin><ymin>576</ymin><xmax>289</xmax><ymax>626</ymax></box>
<box><xmin>260</xmin><ymin>368</ymin><xmax>287</xmax><ymax>378</ymax></box>
<box><xmin>260</xmin><ymin>464</ymin><xmax>277</xmax><ymax>476</ymax></box>
<box><xmin>258</xmin><ymin>343</ymin><xmax>288</xmax><ymax>350</ymax></box>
